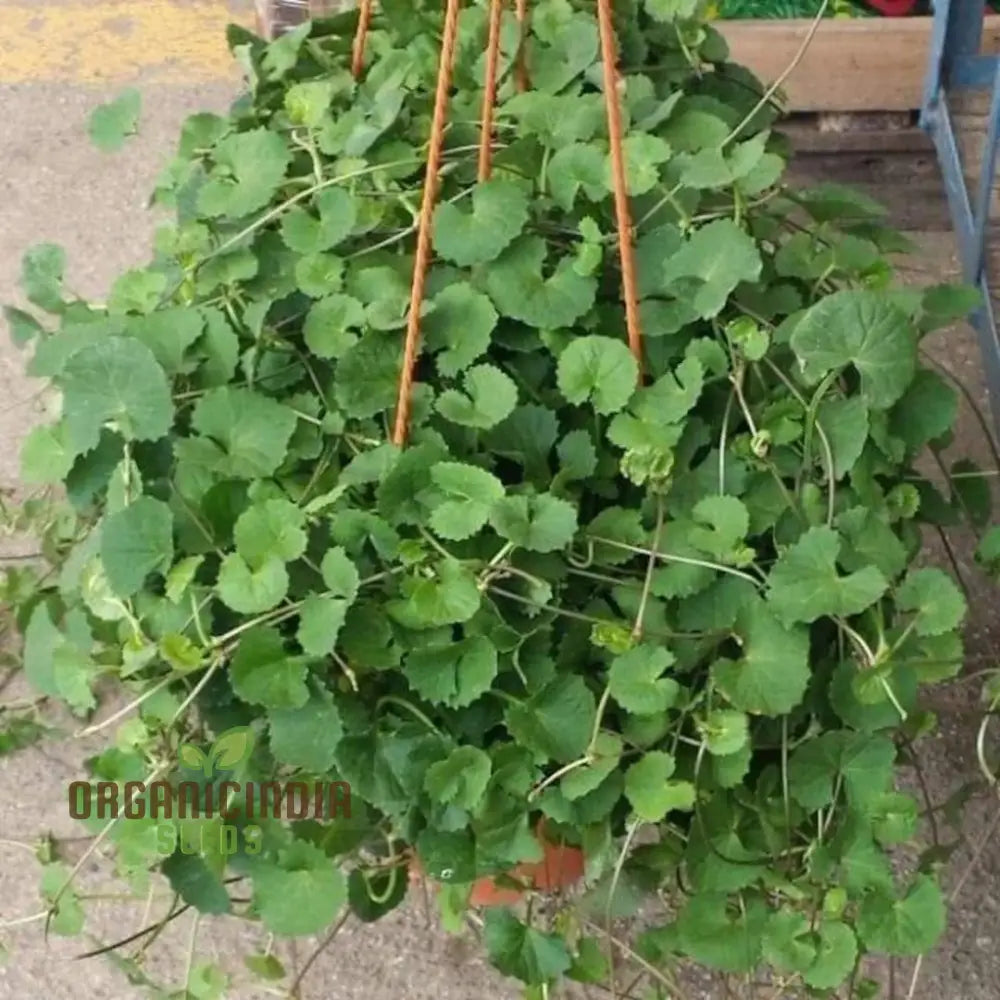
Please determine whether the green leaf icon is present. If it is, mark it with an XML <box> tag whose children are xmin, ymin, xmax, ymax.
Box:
<box><xmin>179</xmin><ymin>744</ymin><xmax>208</xmax><ymax>772</ymax></box>
<box><xmin>209</xmin><ymin>727</ymin><xmax>255</xmax><ymax>774</ymax></box>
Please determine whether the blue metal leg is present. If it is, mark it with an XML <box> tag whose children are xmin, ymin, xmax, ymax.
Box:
<box><xmin>972</xmin><ymin>64</ymin><xmax>1000</xmax><ymax>282</ymax></box>
<box><xmin>946</xmin><ymin>0</ymin><xmax>986</xmax><ymax>65</ymax></box>
<box><xmin>921</xmin><ymin>0</ymin><xmax>951</xmax><ymax>113</ymax></box>
<box><xmin>922</xmin><ymin>0</ymin><xmax>1000</xmax><ymax>439</ymax></box>
<box><xmin>932</xmin><ymin>91</ymin><xmax>976</xmax><ymax>275</ymax></box>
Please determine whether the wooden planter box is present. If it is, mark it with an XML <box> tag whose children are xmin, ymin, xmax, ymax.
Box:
<box><xmin>256</xmin><ymin>4</ymin><xmax>1000</xmax><ymax>114</ymax></box>
<box><xmin>722</xmin><ymin>17</ymin><xmax>1000</xmax><ymax>113</ymax></box>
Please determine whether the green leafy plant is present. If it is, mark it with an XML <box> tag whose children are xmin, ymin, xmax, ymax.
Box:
<box><xmin>2</xmin><ymin>1</ymin><xmax>996</xmax><ymax>996</ymax></box>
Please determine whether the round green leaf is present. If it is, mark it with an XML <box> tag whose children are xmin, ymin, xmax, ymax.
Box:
<box><xmin>89</xmin><ymin>89</ymin><xmax>141</xmax><ymax>153</ymax></box>
<box><xmin>61</xmin><ymin>338</ymin><xmax>173</xmax><ymax>456</ymax></box>
<box><xmin>217</xmin><ymin>553</ymin><xmax>288</xmax><ymax>614</ymax></box>
<box><xmin>857</xmin><ymin>876</ymin><xmax>946</xmax><ymax>957</ymax></box>
<box><xmin>269</xmin><ymin>689</ymin><xmax>343</xmax><ymax>771</ymax></box>
<box><xmin>790</xmin><ymin>290</ymin><xmax>917</xmax><ymax>409</ymax></box>
<box><xmin>557</xmin><ymin>335</ymin><xmax>639</xmax><ymax>415</ymax></box>
<box><xmin>608</xmin><ymin>645</ymin><xmax>679</xmax><ymax>716</ymax></box>
<box><xmin>487</xmin><ymin>237</ymin><xmax>596</xmax><ymax>329</ymax></box>
<box><xmin>433</xmin><ymin>179</ymin><xmax>529</xmax><ymax>266</ymax></box>
<box><xmin>230</xmin><ymin>628</ymin><xmax>309</xmax><ymax>710</ymax></box>
<box><xmin>252</xmin><ymin>841</ymin><xmax>346</xmax><ymax>937</ymax></box>
<box><xmin>896</xmin><ymin>567</ymin><xmax>967</xmax><ymax>637</ymax></box>
<box><xmin>699</xmin><ymin>710</ymin><xmax>749</xmax><ymax>757</ymax></box>
<box><xmin>100</xmin><ymin>496</ymin><xmax>174</xmax><ymax>598</ymax></box>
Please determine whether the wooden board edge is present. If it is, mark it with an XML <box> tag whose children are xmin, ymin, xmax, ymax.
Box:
<box><xmin>718</xmin><ymin>16</ymin><xmax>1000</xmax><ymax>114</ymax></box>
<box><xmin>780</xmin><ymin>118</ymin><xmax>934</xmax><ymax>155</ymax></box>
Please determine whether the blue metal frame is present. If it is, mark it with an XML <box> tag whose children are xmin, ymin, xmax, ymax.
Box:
<box><xmin>921</xmin><ymin>0</ymin><xmax>1000</xmax><ymax>436</ymax></box>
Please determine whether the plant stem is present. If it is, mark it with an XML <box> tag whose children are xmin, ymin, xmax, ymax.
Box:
<box><xmin>761</xmin><ymin>358</ymin><xmax>836</xmax><ymax>524</ymax></box>
<box><xmin>930</xmin><ymin>445</ymin><xmax>984</xmax><ymax>543</ymax></box>
<box><xmin>587</xmin><ymin>534</ymin><xmax>762</xmax><ymax>587</ymax></box>
<box><xmin>528</xmin><ymin>757</ymin><xmax>591</xmax><ymax>801</ymax></box>
<box><xmin>200</xmin><ymin>157</ymin><xmax>428</xmax><ymax>266</ymax></box>
<box><xmin>376</xmin><ymin>696</ymin><xmax>443</xmax><ymax>736</ymax></box>
<box><xmin>631</xmin><ymin>496</ymin><xmax>665</xmax><ymax>640</ymax></box>
<box><xmin>886</xmin><ymin>618</ymin><xmax>919</xmax><ymax>662</ymax></box>
<box><xmin>730</xmin><ymin>362</ymin><xmax>761</xmax><ymax>439</ymax></box>
<box><xmin>418</xmin><ymin>527</ymin><xmax>461</xmax><ymax>562</ymax></box>
<box><xmin>799</xmin><ymin>370</ymin><xmax>838</xmax><ymax>496</ymax></box>
<box><xmin>976</xmin><ymin>692</ymin><xmax>1000</xmax><ymax>785</ymax></box>
<box><xmin>590</xmin><ymin>686</ymin><xmax>613</xmax><ymax>752</ymax></box>
<box><xmin>906</xmin><ymin>469</ymin><xmax>999</xmax><ymax>480</ymax></box>
<box><xmin>46</xmin><ymin>763</ymin><xmax>168</xmax><ymax>930</ymax></box>
<box><xmin>581</xmin><ymin>920</ymin><xmax>691</xmax><ymax>1000</ymax></box>
<box><xmin>781</xmin><ymin>715</ymin><xmax>792</xmax><ymax>858</ymax></box>
<box><xmin>190</xmin><ymin>590</ymin><xmax>212</xmax><ymax>649</ymax></box>
<box><xmin>722</xmin><ymin>0</ymin><xmax>830</xmax><ymax>147</ymax></box>
<box><xmin>566</xmin><ymin>566</ymin><xmax>645</xmax><ymax>590</ymax></box>
<box><xmin>296</xmin><ymin>129</ymin><xmax>324</xmax><ymax>185</ymax></box>
<box><xmin>718</xmin><ymin>388</ymin><xmax>736</xmax><ymax>493</ymax></box>
<box><xmin>74</xmin><ymin>675</ymin><xmax>174</xmax><ymax>738</ymax></box>
<box><xmin>487</xmin><ymin>541</ymin><xmax>516</xmax><ymax>569</ymax></box>
<box><xmin>605</xmin><ymin>817</ymin><xmax>643</xmax><ymax>998</ymax></box>
<box><xmin>837</xmin><ymin>619</ymin><xmax>876</xmax><ymax>667</ymax></box>
<box><xmin>290</xmin><ymin>911</ymin><xmax>351</xmax><ymax>1000</ymax></box>
<box><xmin>949</xmin><ymin>792</ymin><xmax>1000</xmax><ymax>905</ymax></box>
<box><xmin>634</xmin><ymin>181</ymin><xmax>687</xmax><ymax>231</ymax></box>
<box><xmin>486</xmin><ymin>584</ymin><xmax>703</xmax><ymax>640</ymax></box>
<box><xmin>0</xmin><ymin>910</ymin><xmax>49</xmax><ymax>930</ymax></box>
<box><xmin>182</xmin><ymin>911</ymin><xmax>200</xmax><ymax>996</ymax></box>
<box><xmin>934</xmin><ymin>524</ymin><xmax>973</xmax><ymax>604</ymax></box>
<box><xmin>169</xmin><ymin>658</ymin><xmax>223</xmax><ymax>728</ymax></box>
<box><xmin>332</xmin><ymin>650</ymin><xmax>359</xmax><ymax>692</ymax></box>
<box><xmin>290</xmin><ymin>407</ymin><xmax>324</xmax><ymax>427</ymax></box>
<box><xmin>878</xmin><ymin>675</ymin><xmax>908</xmax><ymax>722</ymax></box>
<box><xmin>211</xmin><ymin>602</ymin><xmax>306</xmax><ymax>648</ymax></box>
<box><xmin>169</xmin><ymin>481</ymin><xmax>225</xmax><ymax>559</ymax></box>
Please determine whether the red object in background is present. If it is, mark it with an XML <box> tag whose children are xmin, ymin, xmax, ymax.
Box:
<box><xmin>409</xmin><ymin>821</ymin><xmax>586</xmax><ymax>907</ymax></box>
<box><xmin>865</xmin><ymin>0</ymin><xmax>919</xmax><ymax>13</ymax></box>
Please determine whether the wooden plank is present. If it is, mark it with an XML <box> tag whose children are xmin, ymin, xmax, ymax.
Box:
<box><xmin>719</xmin><ymin>17</ymin><xmax>1000</xmax><ymax>113</ymax></box>
<box><xmin>780</xmin><ymin>116</ymin><xmax>933</xmax><ymax>154</ymax></box>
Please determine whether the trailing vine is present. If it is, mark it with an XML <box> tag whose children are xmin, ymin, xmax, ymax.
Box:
<box><xmin>2</xmin><ymin>1</ymin><xmax>998</xmax><ymax>996</ymax></box>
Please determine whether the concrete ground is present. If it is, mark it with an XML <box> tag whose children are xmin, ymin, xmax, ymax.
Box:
<box><xmin>0</xmin><ymin>3</ymin><xmax>999</xmax><ymax>999</ymax></box>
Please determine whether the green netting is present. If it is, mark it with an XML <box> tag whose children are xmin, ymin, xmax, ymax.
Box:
<box><xmin>718</xmin><ymin>0</ymin><xmax>870</xmax><ymax>15</ymax></box>
<box><xmin>718</xmin><ymin>1</ymin><xmax>1000</xmax><ymax>15</ymax></box>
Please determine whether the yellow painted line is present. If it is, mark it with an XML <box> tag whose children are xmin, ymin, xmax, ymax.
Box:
<box><xmin>0</xmin><ymin>1</ymin><xmax>252</xmax><ymax>84</ymax></box>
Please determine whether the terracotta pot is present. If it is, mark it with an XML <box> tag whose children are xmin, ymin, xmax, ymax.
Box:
<box><xmin>409</xmin><ymin>823</ymin><xmax>585</xmax><ymax>907</ymax></box>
